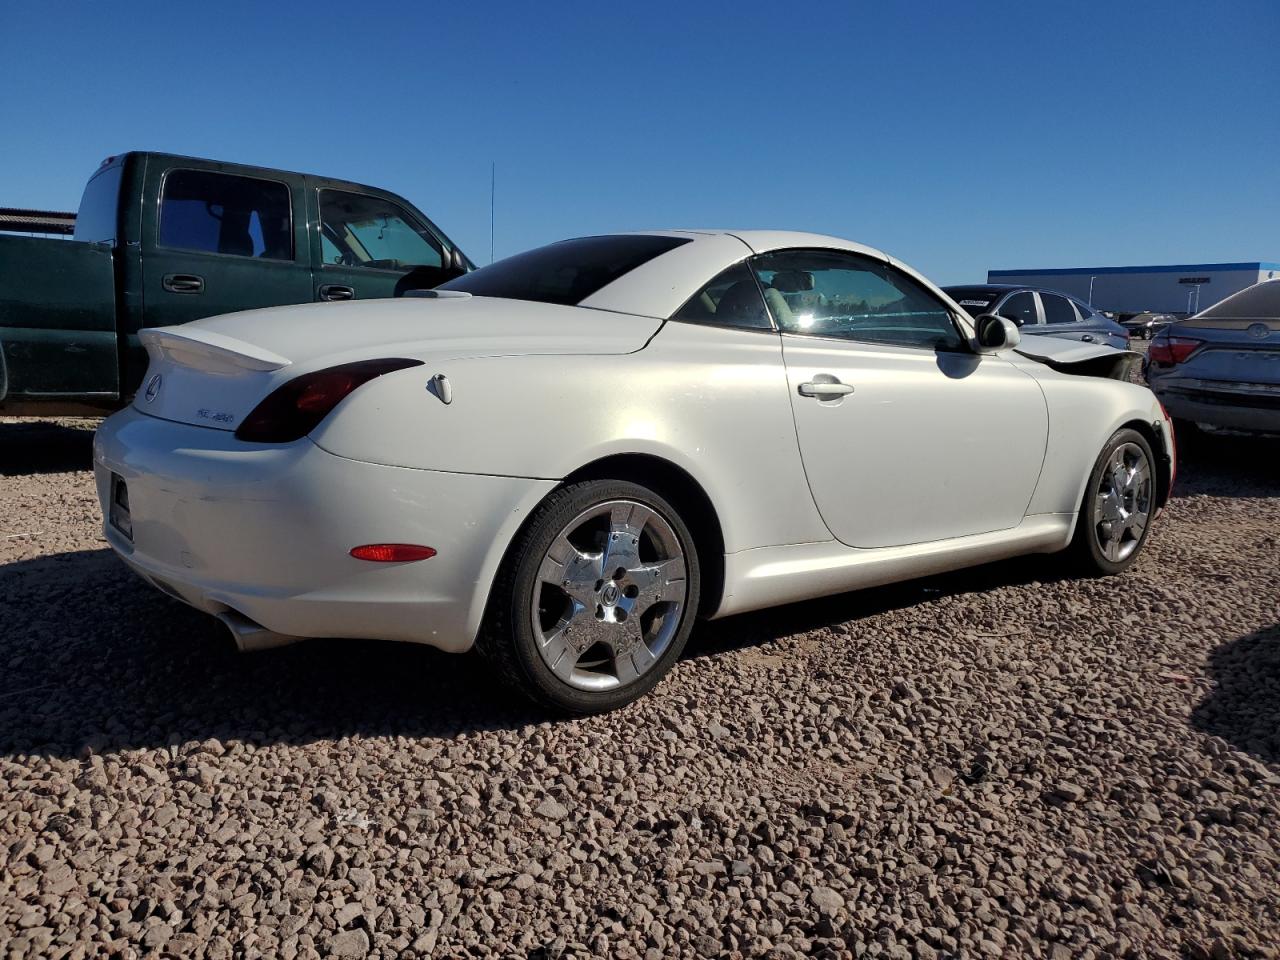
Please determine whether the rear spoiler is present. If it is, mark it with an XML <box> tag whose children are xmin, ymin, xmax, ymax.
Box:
<box><xmin>140</xmin><ymin>327</ymin><xmax>292</xmax><ymax>374</ymax></box>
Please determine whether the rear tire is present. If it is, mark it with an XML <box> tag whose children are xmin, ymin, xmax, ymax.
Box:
<box><xmin>1068</xmin><ymin>428</ymin><xmax>1157</xmax><ymax>576</ymax></box>
<box><xmin>476</xmin><ymin>479</ymin><xmax>700</xmax><ymax>714</ymax></box>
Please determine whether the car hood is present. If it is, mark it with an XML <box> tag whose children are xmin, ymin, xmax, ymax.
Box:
<box><xmin>1011</xmin><ymin>337</ymin><xmax>1140</xmax><ymax>380</ymax></box>
<box><xmin>132</xmin><ymin>294</ymin><xmax>661</xmax><ymax>431</ymax></box>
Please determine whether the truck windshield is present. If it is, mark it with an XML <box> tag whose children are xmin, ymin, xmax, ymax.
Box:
<box><xmin>73</xmin><ymin>163</ymin><xmax>124</xmax><ymax>244</ymax></box>
<box><xmin>439</xmin><ymin>235</ymin><xmax>691</xmax><ymax>306</ymax></box>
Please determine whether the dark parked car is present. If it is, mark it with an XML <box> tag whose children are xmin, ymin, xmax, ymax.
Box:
<box><xmin>1122</xmin><ymin>311</ymin><xmax>1183</xmax><ymax>340</ymax></box>
<box><xmin>1145</xmin><ymin>279</ymin><xmax>1280</xmax><ymax>435</ymax></box>
<box><xmin>944</xmin><ymin>284</ymin><xmax>1130</xmax><ymax>351</ymax></box>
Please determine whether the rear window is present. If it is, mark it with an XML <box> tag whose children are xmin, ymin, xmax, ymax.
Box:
<box><xmin>438</xmin><ymin>235</ymin><xmax>691</xmax><ymax>306</ymax></box>
<box><xmin>1198</xmin><ymin>280</ymin><xmax>1280</xmax><ymax>319</ymax></box>
<box><xmin>943</xmin><ymin>288</ymin><xmax>998</xmax><ymax>316</ymax></box>
<box><xmin>73</xmin><ymin>162</ymin><xmax>124</xmax><ymax>244</ymax></box>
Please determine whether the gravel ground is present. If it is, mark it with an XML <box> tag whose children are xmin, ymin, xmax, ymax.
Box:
<box><xmin>2</xmin><ymin>394</ymin><xmax>1279</xmax><ymax>958</ymax></box>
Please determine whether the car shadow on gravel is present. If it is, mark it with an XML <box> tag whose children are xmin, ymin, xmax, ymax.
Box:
<box><xmin>690</xmin><ymin>553</ymin><xmax>1072</xmax><ymax>661</ymax></box>
<box><xmin>1191</xmin><ymin>623</ymin><xmax>1280</xmax><ymax>766</ymax></box>
<box><xmin>0</xmin><ymin>419</ymin><xmax>97</xmax><ymax>476</ymax></box>
<box><xmin>1</xmin><ymin>545</ymin><xmax>1076</xmax><ymax>758</ymax></box>
<box><xmin>0</xmin><ymin>549</ymin><xmax>543</xmax><ymax>760</ymax></box>
<box><xmin>1172</xmin><ymin>431</ymin><xmax>1280</xmax><ymax>499</ymax></box>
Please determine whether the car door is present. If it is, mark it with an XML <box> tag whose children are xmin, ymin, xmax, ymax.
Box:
<box><xmin>307</xmin><ymin>182</ymin><xmax>450</xmax><ymax>302</ymax></box>
<box><xmin>134</xmin><ymin>163</ymin><xmax>312</xmax><ymax>393</ymax></box>
<box><xmin>753</xmin><ymin>250</ymin><xmax>1048</xmax><ymax>549</ymax></box>
<box><xmin>1072</xmin><ymin>299</ymin><xmax>1129</xmax><ymax>349</ymax></box>
<box><xmin>1040</xmin><ymin>291</ymin><xmax>1100</xmax><ymax>345</ymax></box>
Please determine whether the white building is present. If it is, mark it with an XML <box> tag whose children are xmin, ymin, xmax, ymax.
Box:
<box><xmin>987</xmin><ymin>262</ymin><xmax>1280</xmax><ymax>317</ymax></box>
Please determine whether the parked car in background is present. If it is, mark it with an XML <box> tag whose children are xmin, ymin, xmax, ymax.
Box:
<box><xmin>1122</xmin><ymin>311</ymin><xmax>1183</xmax><ymax>340</ymax></box>
<box><xmin>944</xmin><ymin>284</ymin><xmax>1130</xmax><ymax>350</ymax></box>
<box><xmin>95</xmin><ymin>230</ymin><xmax>1173</xmax><ymax>714</ymax></box>
<box><xmin>1145</xmin><ymin>279</ymin><xmax>1280</xmax><ymax>435</ymax></box>
<box><xmin>0</xmin><ymin>152</ymin><xmax>472</xmax><ymax>415</ymax></box>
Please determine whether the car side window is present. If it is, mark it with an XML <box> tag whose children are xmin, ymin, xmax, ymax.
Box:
<box><xmin>670</xmin><ymin>262</ymin><xmax>773</xmax><ymax>330</ymax></box>
<box><xmin>750</xmin><ymin>250</ymin><xmax>962</xmax><ymax>350</ymax></box>
<box><xmin>159</xmin><ymin>169</ymin><xmax>293</xmax><ymax>260</ymax></box>
<box><xmin>1042</xmin><ymin>293</ymin><xmax>1078</xmax><ymax>325</ymax></box>
<box><xmin>1071</xmin><ymin>300</ymin><xmax>1094</xmax><ymax>321</ymax></box>
<box><xmin>319</xmin><ymin>190</ymin><xmax>444</xmax><ymax>270</ymax></box>
<box><xmin>997</xmin><ymin>291</ymin><xmax>1038</xmax><ymax>326</ymax></box>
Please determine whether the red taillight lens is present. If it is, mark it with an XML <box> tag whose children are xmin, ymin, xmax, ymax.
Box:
<box><xmin>350</xmin><ymin>544</ymin><xmax>437</xmax><ymax>562</ymax></box>
<box><xmin>235</xmin><ymin>358</ymin><xmax>422</xmax><ymax>443</ymax></box>
<box><xmin>1147</xmin><ymin>336</ymin><xmax>1203</xmax><ymax>365</ymax></box>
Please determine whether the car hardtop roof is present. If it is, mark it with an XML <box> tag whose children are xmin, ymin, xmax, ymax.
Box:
<box><xmin>613</xmin><ymin>229</ymin><xmax>890</xmax><ymax>260</ymax></box>
<box><xmin>943</xmin><ymin>283</ymin><xmax>1024</xmax><ymax>293</ymax></box>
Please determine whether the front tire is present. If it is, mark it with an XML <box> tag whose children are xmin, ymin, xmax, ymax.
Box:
<box><xmin>477</xmin><ymin>479</ymin><xmax>701</xmax><ymax>714</ymax></box>
<box><xmin>1068</xmin><ymin>428</ymin><xmax>1157</xmax><ymax>575</ymax></box>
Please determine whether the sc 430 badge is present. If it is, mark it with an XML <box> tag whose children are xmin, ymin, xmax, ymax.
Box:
<box><xmin>196</xmin><ymin>408</ymin><xmax>236</xmax><ymax>424</ymax></box>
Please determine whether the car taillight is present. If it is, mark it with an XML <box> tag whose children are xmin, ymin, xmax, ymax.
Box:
<box><xmin>235</xmin><ymin>358</ymin><xmax>423</xmax><ymax>443</ymax></box>
<box><xmin>1147</xmin><ymin>336</ymin><xmax>1203</xmax><ymax>365</ymax></box>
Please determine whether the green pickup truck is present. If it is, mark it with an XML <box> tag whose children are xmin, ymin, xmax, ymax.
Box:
<box><xmin>0</xmin><ymin>151</ymin><xmax>473</xmax><ymax>415</ymax></box>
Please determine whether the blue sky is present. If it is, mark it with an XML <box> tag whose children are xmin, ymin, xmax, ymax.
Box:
<box><xmin>3</xmin><ymin>0</ymin><xmax>1276</xmax><ymax>284</ymax></box>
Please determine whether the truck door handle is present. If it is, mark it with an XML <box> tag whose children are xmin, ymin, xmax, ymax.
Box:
<box><xmin>162</xmin><ymin>274</ymin><xmax>204</xmax><ymax>294</ymax></box>
<box><xmin>319</xmin><ymin>284</ymin><xmax>355</xmax><ymax>302</ymax></box>
<box><xmin>797</xmin><ymin>379</ymin><xmax>855</xmax><ymax>399</ymax></box>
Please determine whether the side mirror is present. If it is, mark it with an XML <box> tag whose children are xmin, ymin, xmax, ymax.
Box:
<box><xmin>975</xmin><ymin>314</ymin><xmax>1021</xmax><ymax>352</ymax></box>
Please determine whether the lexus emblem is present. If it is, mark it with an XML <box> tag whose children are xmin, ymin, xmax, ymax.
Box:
<box><xmin>144</xmin><ymin>374</ymin><xmax>162</xmax><ymax>402</ymax></box>
<box><xmin>1247</xmin><ymin>322</ymin><xmax>1270</xmax><ymax>340</ymax></box>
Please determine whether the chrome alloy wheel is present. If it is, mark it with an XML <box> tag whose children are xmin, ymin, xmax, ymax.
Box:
<box><xmin>1091</xmin><ymin>441</ymin><xmax>1153</xmax><ymax>563</ymax></box>
<box><xmin>531</xmin><ymin>500</ymin><xmax>687</xmax><ymax>691</ymax></box>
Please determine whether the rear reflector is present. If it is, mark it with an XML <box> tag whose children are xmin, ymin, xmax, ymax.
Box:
<box><xmin>350</xmin><ymin>544</ymin><xmax>438</xmax><ymax>562</ymax></box>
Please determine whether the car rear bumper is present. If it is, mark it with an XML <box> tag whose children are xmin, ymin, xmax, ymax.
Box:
<box><xmin>93</xmin><ymin>407</ymin><xmax>556</xmax><ymax>652</ymax></box>
<box><xmin>1151</xmin><ymin>380</ymin><xmax>1280</xmax><ymax>433</ymax></box>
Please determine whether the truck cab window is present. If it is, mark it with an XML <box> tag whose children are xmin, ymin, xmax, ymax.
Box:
<box><xmin>319</xmin><ymin>190</ymin><xmax>444</xmax><ymax>271</ymax></box>
<box><xmin>159</xmin><ymin>170</ymin><xmax>293</xmax><ymax>260</ymax></box>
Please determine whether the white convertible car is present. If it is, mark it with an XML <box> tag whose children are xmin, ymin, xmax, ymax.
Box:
<box><xmin>94</xmin><ymin>231</ymin><xmax>1175</xmax><ymax>712</ymax></box>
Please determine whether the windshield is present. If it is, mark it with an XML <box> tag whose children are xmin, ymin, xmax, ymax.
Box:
<box><xmin>439</xmin><ymin>235</ymin><xmax>691</xmax><ymax>306</ymax></box>
<box><xmin>943</xmin><ymin>287</ymin><xmax>998</xmax><ymax>316</ymax></box>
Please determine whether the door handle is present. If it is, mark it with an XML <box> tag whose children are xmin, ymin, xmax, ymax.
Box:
<box><xmin>162</xmin><ymin>274</ymin><xmax>204</xmax><ymax>294</ymax></box>
<box><xmin>797</xmin><ymin>379</ymin><xmax>855</xmax><ymax>399</ymax></box>
<box><xmin>1081</xmin><ymin>334</ymin><xmax>1095</xmax><ymax>343</ymax></box>
<box><xmin>319</xmin><ymin>284</ymin><xmax>355</xmax><ymax>302</ymax></box>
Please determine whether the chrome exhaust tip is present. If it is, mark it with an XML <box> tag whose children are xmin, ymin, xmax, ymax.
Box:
<box><xmin>215</xmin><ymin>609</ymin><xmax>304</xmax><ymax>653</ymax></box>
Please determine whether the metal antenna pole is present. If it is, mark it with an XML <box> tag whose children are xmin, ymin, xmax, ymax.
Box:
<box><xmin>490</xmin><ymin>163</ymin><xmax>495</xmax><ymax>265</ymax></box>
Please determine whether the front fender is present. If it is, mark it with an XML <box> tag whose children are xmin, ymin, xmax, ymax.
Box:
<box><xmin>1024</xmin><ymin>373</ymin><xmax>1168</xmax><ymax>517</ymax></box>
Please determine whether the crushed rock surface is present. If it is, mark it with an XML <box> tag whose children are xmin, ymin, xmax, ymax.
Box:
<box><xmin>1</xmin><ymin>410</ymin><xmax>1278</xmax><ymax>959</ymax></box>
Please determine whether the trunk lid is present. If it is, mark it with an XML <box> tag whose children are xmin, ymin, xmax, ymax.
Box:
<box><xmin>133</xmin><ymin>294</ymin><xmax>662</xmax><ymax>431</ymax></box>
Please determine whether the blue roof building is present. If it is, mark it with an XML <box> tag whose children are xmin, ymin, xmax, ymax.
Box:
<box><xmin>987</xmin><ymin>262</ymin><xmax>1280</xmax><ymax>316</ymax></box>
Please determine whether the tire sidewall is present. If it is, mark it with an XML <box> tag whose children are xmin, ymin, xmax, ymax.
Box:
<box><xmin>503</xmin><ymin>479</ymin><xmax>701</xmax><ymax>714</ymax></box>
<box><xmin>1076</xmin><ymin>427</ymin><xmax>1157</xmax><ymax>575</ymax></box>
